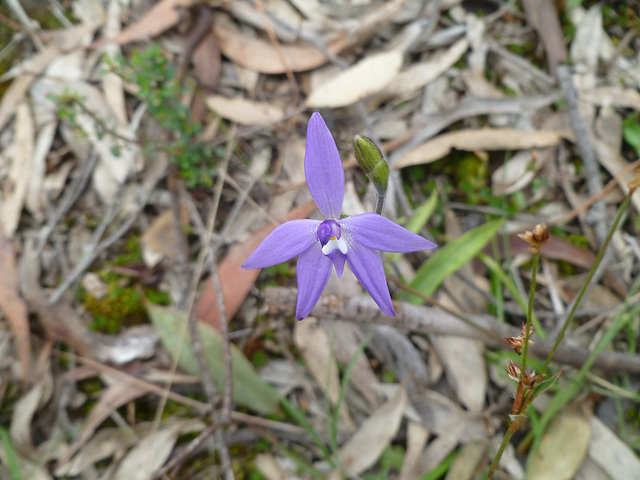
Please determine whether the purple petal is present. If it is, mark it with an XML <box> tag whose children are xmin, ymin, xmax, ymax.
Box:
<box><xmin>346</xmin><ymin>242</ymin><xmax>395</xmax><ymax>316</ymax></box>
<box><xmin>341</xmin><ymin>213</ymin><xmax>436</xmax><ymax>253</ymax></box>
<box><xmin>327</xmin><ymin>250</ymin><xmax>347</xmax><ymax>278</ymax></box>
<box><xmin>304</xmin><ymin>113</ymin><xmax>344</xmax><ymax>220</ymax></box>
<box><xmin>241</xmin><ymin>219</ymin><xmax>320</xmax><ymax>270</ymax></box>
<box><xmin>296</xmin><ymin>245</ymin><xmax>332</xmax><ymax>320</ymax></box>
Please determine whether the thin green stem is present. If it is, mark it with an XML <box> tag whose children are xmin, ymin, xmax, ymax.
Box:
<box><xmin>488</xmin><ymin>253</ymin><xmax>540</xmax><ymax>478</ymax></box>
<box><xmin>537</xmin><ymin>192</ymin><xmax>631</xmax><ymax>381</ymax></box>
<box><xmin>488</xmin><ymin>190</ymin><xmax>633</xmax><ymax>478</ymax></box>
<box><xmin>487</xmin><ymin>415</ymin><xmax>524</xmax><ymax>477</ymax></box>
<box><xmin>519</xmin><ymin>252</ymin><xmax>539</xmax><ymax>387</ymax></box>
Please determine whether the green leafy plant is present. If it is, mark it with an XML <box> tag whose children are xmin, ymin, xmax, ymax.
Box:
<box><xmin>109</xmin><ymin>44</ymin><xmax>219</xmax><ymax>188</ymax></box>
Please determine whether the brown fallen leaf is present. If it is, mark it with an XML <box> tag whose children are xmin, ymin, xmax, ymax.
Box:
<box><xmin>212</xmin><ymin>0</ymin><xmax>409</xmax><ymax>74</ymax></box>
<box><xmin>0</xmin><ymin>226</ymin><xmax>31</xmax><ymax>385</ymax></box>
<box><xmin>140</xmin><ymin>206</ymin><xmax>189</xmax><ymax>266</ymax></box>
<box><xmin>194</xmin><ymin>200</ymin><xmax>316</xmax><ymax>330</ymax></box>
<box><xmin>483</xmin><ymin>233</ymin><xmax>627</xmax><ymax>298</ymax></box>
<box><xmin>395</xmin><ymin>129</ymin><xmax>562</xmax><ymax>169</ymax></box>
<box><xmin>91</xmin><ymin>0</ymin><xmax>197</xmax><ymax>47</ymax></box>
<box><xmin>212</xmin><ymin>13</ymin><xmax>328</xmax><ymax>74</ymax></box>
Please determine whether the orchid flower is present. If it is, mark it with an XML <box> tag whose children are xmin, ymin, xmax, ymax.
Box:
<box><xmin>242</xmin><ymin>112</ymin><xmax>436</xmax><ymax>320</ymax></box>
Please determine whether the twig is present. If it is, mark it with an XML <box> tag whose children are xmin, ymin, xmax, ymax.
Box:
<box><xmin>155</xmin><ymin>125</ymin><xmax>237</xmax><ymax>480</ymax></box>
<box><xmin>168</xmin><ymin>171</ymin><xmax>192</xmax><ymax>309</ymax></box>
<box><xmin>550</xmin><ymin>157</ymin><xmax>640</xmax><ymax>226</ymax></box>
<box><xmin>36</xmin><ymin>151</ymin><xmax>99</xmax><ymax>255</ymax></box>
<box><xmin>48</xmin><ymin>175</ymin><xmax>160</xmax><ymax>303</ymax></box>
<box><xmin>254</xmin><ymin>0</ymin><xmax>299</xmax><ymax>102</ymax></box>
<box><xmin>557</xmin><ymin>64</ymin><xmax>608</xmax><ymax>246</ymax></box>
<box><xmin>151</xmin><ymin>420</ymin><xmax>220</xmax><ymax>480</ymax></box>
<box><xmin>262</xmin><ymin>287</ymin><xmax>640</xmax><ymax>374</ymax></box>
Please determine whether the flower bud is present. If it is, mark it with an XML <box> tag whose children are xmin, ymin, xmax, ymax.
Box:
<box><xmin>354</xmin><ymin>135</ymin><xmax>389</xmax><ymax>198</ymax></box>
<box><xmin>518</xmin><ymin>224</ymin><xmax>549</xmax><ymax>253</ymax></box>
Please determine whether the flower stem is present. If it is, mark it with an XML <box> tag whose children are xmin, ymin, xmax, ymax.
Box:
<box><xmin>374</xmin><ymin>194</ymin><xmax>385</xmax><ymax>215</ymax></box>
<box><xmin>487</xmin><ymin>252</ymin><xmax>539</xmax><ymax>478</ymax></box>
<box><xmin>518</xmin><ymin>252</ymin><xmax>539</xmax><ymax>392</ymax></box>
<box><xmin>487</xmin><ymin>190</ymin><xmax>633</xmax><ymax>478</ymax></box>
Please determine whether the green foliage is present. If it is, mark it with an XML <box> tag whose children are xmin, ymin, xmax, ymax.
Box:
<box><xmin>362</xmin><ymin>445</ymin><xmax>404</xmax><ymax>480</ymax></box>
<box><xmin>77</xmin><ymin>236</ymin><xmax>168</xmax><ymax>333</ymax></box>
<box><xmin>623</xmin><ymin>113</ymin><xmax>640</xmax><ymax>157</ymax></box>
<box><xmin>146</xmin><ymin>302</ymin><xmax>282</xmax><ymax>415</ymax></box>
<box><xmin>109</xmin><ymin>44</ymin><xmax>219</xmax><ymax>187</ymax></box>
<box><xmin>404</xmin><ymin>219</ymin><xmax>505</xmax><ymax>303</ymax></box>
<box><xmin>0</xmin><ymin>426</ymin><xmax>22</xmax><ymax>480</ymax></box>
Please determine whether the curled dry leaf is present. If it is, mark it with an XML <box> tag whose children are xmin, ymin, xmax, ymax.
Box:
<box><xmin>395</xmin><ymin>129</ymin><xmax>561</xmax><ymax>169</ymax></box>
<box><xmin>398</xmin><ymin>421</ymin><xmax>429</xmax><ymax>480</ymax></box>
<box><xmin>0</xmin><ymin>47</ymin><xmax>59</xmax><ymax>132</ymax></box>
<box><xmin>294</xmin><ymin>318</ymin><xmax>355</xmax><ymax>430</ymax></box>
<box><xmin>431</xmin><ymin>333</ymin><xmax>487</xmax><ymax>414</ymax></box>
<box><xmin>492</xmin><ymin>148</ymin><xmax>554</xmax><ymax>195</ymax></box>
<box><xmin>329</xmin><ymin>385</ymin><xmax>407</xmax><ymax>478</ymax></box>
<box><xmin>376</xmin><ymin>38</ymin><xmax>469</xmax><ymax>100</ymax></box>
<box><xmin>111</xmin><ymin>419</ymin><xmax>204</xmax><ymax>480</ymax></box>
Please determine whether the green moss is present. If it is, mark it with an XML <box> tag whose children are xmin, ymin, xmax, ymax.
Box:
<box><xmin>78</xmin><ymin>234</ymin><xmax>169</xmax><ymax>333</ymax></box>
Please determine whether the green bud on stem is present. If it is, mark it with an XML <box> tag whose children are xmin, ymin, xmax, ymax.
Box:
<box><xmin>354</xmin><ymin>135</ymin><xmax>389</xmax><ymax>198</ymax></box>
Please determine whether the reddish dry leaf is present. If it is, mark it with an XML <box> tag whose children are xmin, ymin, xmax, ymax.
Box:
<box><xmin>484</xmin><ymin>233</ymin><xmax>626</xmax><ymax>297</ymax></box>
<box><xmin>92</xmin><ymin>0</ymin><xmax>197</xmax><ymax>47</ymax></box>
<box><xmin>0</xmin><ymin>227</ymin><xmax>31</xmax><ymax>384</ymax></box>
<box><xmin>195</xmin><ymin>201</ymin><xmax>316</xmax><ymax>329</ymax></box>
<box><xmin>188</xmin><ymin>28</ymin><xmax>221</xmax><ymax>124</ymax></box>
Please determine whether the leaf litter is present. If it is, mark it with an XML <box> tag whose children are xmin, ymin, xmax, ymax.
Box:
<box><xmin>0</xmin><ymin>0</ymin><xmax>639</xmax><ymax>479</ymax></box>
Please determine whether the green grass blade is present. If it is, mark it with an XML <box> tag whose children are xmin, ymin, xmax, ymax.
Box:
<box><xmin>404</xmin><ymin>219</ymin><xmax>505</xmax><ymax>303</ymax></box>
<box><xmin>0</xmin><ymin>426</ymin><xmax>22</xmax><ymax>480</ymax></box>
<box><xmin>330</xmin><ymin>332</ymin><xmax>373</xmax><ymax>454</ymax></box>
<box><xmin>388</xmin><ymin>190</ymin><xmax>438</xmax><ymax>263</ymax></box>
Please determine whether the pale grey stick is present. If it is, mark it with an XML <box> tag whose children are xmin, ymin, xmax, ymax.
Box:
<box><xmin>263</xmin><ymin>287</ymin><xmax>640</xmax><ymax>374</ymax></box>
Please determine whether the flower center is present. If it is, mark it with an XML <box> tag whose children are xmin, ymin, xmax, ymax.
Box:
<box><xmin>317</xmin><ymin>220</ymin><xmax>348</xmax><ymax>256</ymax></box>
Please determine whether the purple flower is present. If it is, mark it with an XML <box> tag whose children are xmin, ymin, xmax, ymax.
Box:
<box><xmin>242</xmin><ymin>112</ymin><xmax>436</xmax><ymax>320</ymax></box>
